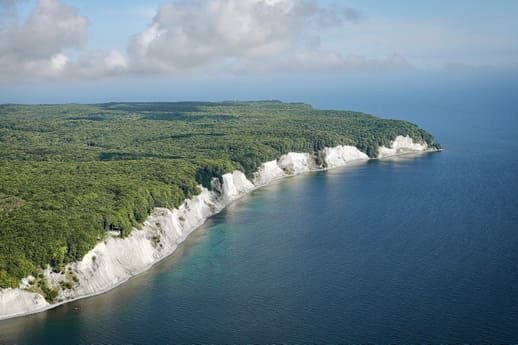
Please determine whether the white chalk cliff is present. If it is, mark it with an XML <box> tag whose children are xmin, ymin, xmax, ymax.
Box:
<box><xmin>0</xmin><ymin>289</ymin><xmax>49</xmax><ymax>319</ymax></box>
<box><xmin>0</xmin><ymin>136</ymin><xmax>434</xmax><ymax>320</ymax></box>
<box><xmin>377</xmin><ymin>135</ymin><xmax>429</xmax><ymax>158</ymax></box>
<box><xmin>323</xmin><ymin>145</ymin><xmax>369</xmax><ymax>168</ymax></box>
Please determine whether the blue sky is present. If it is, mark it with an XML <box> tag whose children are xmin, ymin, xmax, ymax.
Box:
<box><xmin>1</xmin><ymin>0</ymin><xmax>517</xmax><ymax>103</ymax></box>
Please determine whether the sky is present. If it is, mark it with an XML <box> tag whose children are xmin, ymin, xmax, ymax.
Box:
<box><xmin>1</xmin><ymin>0</ymin><xmax>517</xmax><ymax>104</ymax></box>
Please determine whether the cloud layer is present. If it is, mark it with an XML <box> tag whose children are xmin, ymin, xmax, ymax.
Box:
<box><xmin>128</xmin><ymin>0</ymin><xmax>368</xmax><ymax>74</ymax></box>
<box><xmin>0</xmin><ymin>0</ymin><xmax>417</xmax><ymax>82</ymax></box>
<box><xmin>0</xmin><ymin>0</ymin><xmax>88</xmax><ymax>80</ymax></box>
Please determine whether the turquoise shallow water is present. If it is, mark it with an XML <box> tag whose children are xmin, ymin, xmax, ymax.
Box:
<box><xmin>1</xmin><ymin>73</ymin><xmax>517</xmax><ymax>344</ymax></box>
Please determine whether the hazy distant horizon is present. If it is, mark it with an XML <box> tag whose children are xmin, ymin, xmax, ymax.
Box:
<box><xmin>2</xmin><ymin>69</ymin><xmax>517</xmax><ymax>109</ymax></box>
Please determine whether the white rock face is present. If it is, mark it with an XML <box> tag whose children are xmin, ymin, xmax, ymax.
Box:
<box><xmin>221</xmin><ymin>171</ymin><xmax>255</xmax><ymax>203</ymax></box>
<box><xmin>254</xmin><ymin>152</ymin><xmax>317</xmax><ymax>185</ymax></box>
<box><xmin>322</xmin><ymin>145</ymin><xmax>369</xmax><ymax>168</ymax></box>
<box><xmin>253</xmin><ymin>160</ymin><xmax>286</xmax><ymax>186</ymax></box>
<box><xmin>377</xmin><ymin>135</ymin><xmax>428</xmax><ymax>158</ymax></box>
<box><xmin>278</xmin><ymin>152</ymin><xmax>315</xmax><ymax>174</ymax></box>
<box><xmin>0</xmin><ymin>137</ymin><xmax>436</xmax><ymax>320</ymax></box>
<box><xmin>0</xmin><ymin>289</ymin><xmax>49</xmax><ymax>320</ymax></box>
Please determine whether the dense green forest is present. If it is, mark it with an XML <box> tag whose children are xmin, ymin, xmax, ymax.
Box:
<box><xmin>0</xmin><ymin>101</ymin><xmax>440</xmax><ymax>288</ymax></box>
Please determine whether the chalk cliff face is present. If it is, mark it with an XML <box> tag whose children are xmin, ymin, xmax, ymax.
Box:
<box><xmin>278</xmin><ymin>152</ymin><xmax>316</xmax><ymax>174</ymax></box>
<box><xmin>322</xmin><ymin>145</ymin><xmax>369</xmax><ymax>168</ymax></box>
<box><xmin>221</xmin><ymin>171</ymin><xmax>255</xmax><ymax>203</ymax></box>
<box><xmin>0</xmin><ymin>137</ymin><xmax>432</xmax><ymax>320</ymax></box>
<box><xmin>253</xmin><ymin>160</ymin><xmax>286</xmax><ymax>186</ymax></box>
<box><xmin>0</xmin><ymin>289</ymin><xmax>49</xmax><ymax>319</ymax></box>
<box><xmin>377</xmin><ymin>135</ymin><xmax>429</xmax><ymax>158</ymax></box>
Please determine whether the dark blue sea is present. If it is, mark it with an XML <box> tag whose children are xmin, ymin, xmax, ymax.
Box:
<box><xmin>1</xmin><ymin>72</ymin><xmax>517</xmax><ymax>344</ymax></box>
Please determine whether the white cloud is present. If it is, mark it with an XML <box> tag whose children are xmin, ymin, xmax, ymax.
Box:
<box><xmin>0</xmin><ymin>0</ymin><xmax>88</xmax><ymax>80</ymax></box>
<box><xmin>0</xmin><ymin>0</ymin><xmax>418</xmax><ymax>82</ymax></box>
<box><xmin>50</xmin><ymin>53</ymin><xmax>69</xmax><ymax>71</ymax></box>
<box><xmin>65</xmin><ymin>49</ymin><xmax>129</xmax><ymax>79</ymax></box>
<box><xmin>126</xmin><ymin>0</ymin><xmax>367</xmax><ymax>74</ymax></box>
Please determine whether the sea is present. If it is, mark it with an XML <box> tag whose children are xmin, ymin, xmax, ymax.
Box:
<box><xmin>0</xmin><ymin>71</ymin><xmax>517</xmax><ymax>344</ymax></box>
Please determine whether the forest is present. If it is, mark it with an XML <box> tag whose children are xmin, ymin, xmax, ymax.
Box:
<box><xmin>0</xmin><ymin>101</ymin><xmax>440</xmax><ymax>288</ymax></box>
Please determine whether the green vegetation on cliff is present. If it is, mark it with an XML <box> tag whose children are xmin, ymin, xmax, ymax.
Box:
<box><xmin>0</xmin><ymin>101</ymin><xmax>440</xmax><ymax>287</ymax></box>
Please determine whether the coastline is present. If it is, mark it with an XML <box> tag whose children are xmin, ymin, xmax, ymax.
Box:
<box><xmin>0</xmin><ymin>136</ymin><xmax>438</xmax><ymax>321</ymax></box>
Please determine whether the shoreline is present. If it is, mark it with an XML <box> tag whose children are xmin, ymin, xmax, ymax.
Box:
<box><xmin>0</xmin><ymin>138</ymin><xmax>439</xmax><ymax>322</ymax></box>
